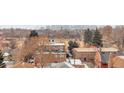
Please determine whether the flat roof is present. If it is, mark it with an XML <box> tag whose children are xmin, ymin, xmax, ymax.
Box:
<box><xmin>73</xmin><ymin>48</ymin><xmax>118</xmax><ymax>52</ymax></box>
<box><xmin>74</xmin><ymin>48</ymin><xmax>96</xmax><ymax>52</ymax></box>
<box><xmin>101</xmin><ymin>48</ymin><xmax>118</xmax><ymax>52</ymax></box>
<box><xmin>118</xmin><ymin>56</ymin><xmax>124</xmax><ymax>59</ymax></box>
<box><xmin>49</xmin><ymin>43</ymin><xmax>65</xmax><ymax>46</ymax></box>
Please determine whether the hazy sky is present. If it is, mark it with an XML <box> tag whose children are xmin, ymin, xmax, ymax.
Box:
<box><xmin>0</xmin><ymin>25</ymin><xmax>115</xmax><ymax>29</ymax></box>
<box><xmin>0</xmin><ymin>25</ymin><xmax>44</xmax><ymax>29</ymax></box>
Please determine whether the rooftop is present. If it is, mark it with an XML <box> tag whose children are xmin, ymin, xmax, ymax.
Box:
<box><xmin>118</xmin><ymin>56</ymin><xmax>124</xmax><ymax>59</ymax></box>
<box><xmin>74</xmin><ymin>48</ymin><xmax>96</xmax><ymax>52</ymax></box>
<box><xmin>73</xmin><ymin>48</ymin><xmax>118</xmax><ymax>52</ymax></box>
<box><xmin>112</xmin><ymin>56</ymin><xmax>124</xmax><ymax>68</ymax></box>
<box><xmin>49</xmin><ymin>43</ymin><xmax>65</xmax><ymax>46</ymax></box>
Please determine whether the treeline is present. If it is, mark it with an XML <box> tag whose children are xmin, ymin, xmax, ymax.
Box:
<box><xmin>84</xmin><ymin>28</ymin><xmax>103</xmax><ymax>47</ymax></box>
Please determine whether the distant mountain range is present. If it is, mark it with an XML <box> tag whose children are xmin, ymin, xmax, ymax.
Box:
<box><xmin>0</xmin><ymin>25</ymin><xmax>112</xmax><ymax>30</ymax></box>
<box><xmin>45</xmin><ymin>25</ymin><xmax>98</xmax><ymax>30</ymax></box>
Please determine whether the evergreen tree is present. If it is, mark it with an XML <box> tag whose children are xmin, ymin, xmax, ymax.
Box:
<box><xmin>68</xmin><ymin>41</ymin><xmax>74</xmax><ymax>51</ymax></box>
<box><xmin>0</xmin><ymin>50</ymin><xmax>6</xmax><ymax>68</ymax></box>
<box><xmin>84</xmin><ymin>28</ymin><xmax>93</xmax><ymax>45</ymax></box>
<box><xmin>92</xmin><ymin>29</ymin><xmax>103</xmax><ymax>47</ymax></box>
<box><xmin>29</xmin><ymin>30</ymin><xmax>38</xmax><ymax>38</ymax></box>
<box><xmin>73</xmin><ymin>41</ymin><xmax>79</xmax><ymax>48</ymax></box>
<box><xmin>68</xmin><ymin>41</ymin><xmax>79</xmax><ymax>54</ymax></box>
<box><xmin>122</xmin><ymin>38</ymin><xmax>124</xmax><ymax>48</ymax></box>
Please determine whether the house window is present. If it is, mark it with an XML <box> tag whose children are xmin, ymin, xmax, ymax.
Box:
<box><xmin>84</xmin><ymin>57</ymin><xmax>87</xmax><ymax>61</ymax></box>
<box><xmin>52</xmin><ymin>40</ymin><xmax>54</xmax><ymax>42</ymax></box>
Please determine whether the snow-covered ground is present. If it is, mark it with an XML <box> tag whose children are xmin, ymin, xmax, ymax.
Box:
<box><xmin>3</xmin><ymin>61</ymin><xmax>16</xmax><ymax>68</ymax></box>
<box><xmin>66</xmin><ymin>59</ymin><xmax>89</xmax><ymax>68</ymax></box>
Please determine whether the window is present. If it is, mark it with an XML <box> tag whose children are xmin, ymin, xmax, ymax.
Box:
<box><xmin>52</xmin><ymin>39</ymin><xmax>54</xmax><ymax>42</ymax></box>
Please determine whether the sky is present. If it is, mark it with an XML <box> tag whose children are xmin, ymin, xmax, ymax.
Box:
<box><xmin>0</xmin><ymin>25</ymin><xmax>117</xmax><ymax>30</ymax></box>
<box><xmin>0</xmin><ymin>25</ymin><xmax>110</xmax><ymax>30</ymax></box>
<box><xmin>0</xmin><ymin>25</ymin><xmax>44</xmax><ymax>29</ymax></box>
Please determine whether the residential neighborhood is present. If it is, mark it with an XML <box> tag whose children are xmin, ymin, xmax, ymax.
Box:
<box><xmin>0</xmin><ymin>25</ymin><xmax>124</xmax><ymax>68</ymax></box>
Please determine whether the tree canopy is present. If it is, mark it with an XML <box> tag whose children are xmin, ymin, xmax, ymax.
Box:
<box><xmin>68</xmin><ymin>41</ymin><xmax>79</xmax><ymax>54</ymax></box>
<box><xmin>29</xmin><ymin>30</ymin><xmax>38</xmax><ymax>38</ymax></box>
<box><xmin>84</xmin><ymin>28</ymin><xmax>93</xmax><ymax>45</ymax></box>
<box><xmin>84</xmin><ymin>28</ymin><xmax>103</xmax><ymax>47</ymax></box>
<box><xmin>92</xmin><ymin>29</ymin><xmax>103</xmax><ymax>47</ymax></box>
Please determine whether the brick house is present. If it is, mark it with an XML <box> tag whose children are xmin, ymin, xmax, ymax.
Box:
<box><xmin>108</xmin><ymin>55</ymin><xmax>124</xmax><ymax>68</ymax></box>
<box><xmin>73</xmin><ymin>48</ymin><xmax>118</xmax><ymax>67</ymax></box>
<box><xmin>44</xmin><ymin>43</ymin><xmax>66</xmax><ymax>63</ymax></box>
<box><xmin>35</xmin><ymin>42</ymin><xmax>66</xmax><ymax>66</ymax></box>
